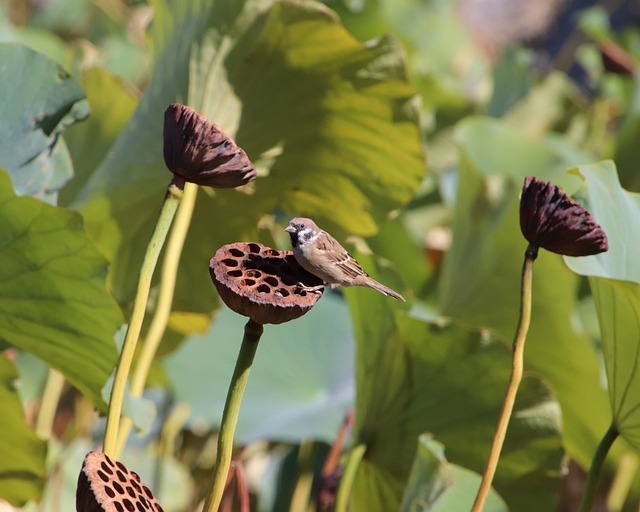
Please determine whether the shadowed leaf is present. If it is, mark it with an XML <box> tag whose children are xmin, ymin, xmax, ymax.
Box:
<box><xmin>0</xmin><ymin>169</ymin><xmax>121</xmax><ymax>409</ymax></box>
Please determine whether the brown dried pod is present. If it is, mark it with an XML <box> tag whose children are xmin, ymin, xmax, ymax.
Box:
<box><xmin>520</xmin><ymin>176</ymin><xmax>608</xmax><ymax>257</ymax></box>
<box><xmin>210</xmin><ymin>242</ymin><xmax>324</xmax><ymax>325</ymax></box>
<box><xmin>76</xmin><ymin>451</ymin><xmax>164</xmax><ymax>512</ymax></box>
<box><xmin>163</xmin><ymin>103</ymin><xmax>256</xmax><ymax>188</ymax></box>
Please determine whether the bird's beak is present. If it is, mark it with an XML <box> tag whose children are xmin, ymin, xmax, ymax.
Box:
<box><xmin>285</xmin><ymin>225</ymin><xmax>295</xmax><ymax>233</ymax></box>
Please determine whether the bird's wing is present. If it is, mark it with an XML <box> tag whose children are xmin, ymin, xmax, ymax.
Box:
<box><xmin>316</xmin><ymin>235</ymin><xmax>367</xmax><ymax>279</ymax></box>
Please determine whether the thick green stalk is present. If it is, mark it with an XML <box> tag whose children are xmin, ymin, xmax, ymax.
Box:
<box><xmin>114</xmin><ymin>181</ymin><xmax>198</xmax><ymax>456</ymax></box>
<box><xmin>335</xmin><ymin>443</ymin><xmax>367</xmax><ymax>512</ymax></box>
<box><xmin>102</xmin><ymin>183</ymin><xmax>182</xmax><ymax>457</ymax></box>
<box><xmin>578</xmin><ymin>424</ymin><xmax>619</xmax><ymax>512</ymax></box>
<box><xmin>202</xmin><ymin>319</ymin><xmax>263</xmax><ymax>512</ymax></box>
<box><xmin>471</xmin><ymin>247</ymin><xmax>535</xmax><ymax>512</ymax></box>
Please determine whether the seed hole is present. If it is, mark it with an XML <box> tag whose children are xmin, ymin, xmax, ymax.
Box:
<box><xmin>227</xmin><ymin>270</ymin><xmax>243</xmax><ymax>277</ymax></box>
<box><xmin>260</xmin><ymin>263</ymin><xmax>277</xmax><ymax>274</ymax></box>
<box><xmin>115</xmin><ymin>461</ymin><xmax>128</xmax><ymax>473</ymax></box>
<box><xmin>104</xmin><ymin>454</ymin><xmax>115</xmax><ymax>467</ymax></box>
<box><xmin>222</xmin><ymin>258</ymin><xmax>238</xmax><ymax>267</ymax></box>
<box><xmin>265</xmin><ymin>249</ymin><xmax>280</xmax><ymax>257</ymax></box>
<box><xmin>264</xmin><ymin>276</ymin><xmax>278</xmax><ymax>287</ymax></box>
<box><xmin>123</xmin><ymin>498</ymin><xmax>136</xmax><ymax>512</ymax></box>
<box><xmin>276</xmin><ymin>288</ymin><xmax>290</xmax><ymax>297</ymax></box>
<box><xmin>229</xmin><ymin>248</ymin><xmax>244</xmax><ymax>257</ymax></box>
<box><xmin>116</xmin><ymin>470</ymin><xmax>127</xmax><ymax>482</ymax></box>
<box><xmin>115</xmin><ymin>502</ymin><xmax>125</xmax><ymax>512</ymax></box>
<box><xmin>297</xmin><ymin>289</ymin><xmax>307</xmax><ymax>297</ymax></box>
<box><xmin>242</xmin><ymin>279</ymin><xmax>256</xmax><ymax>287</ymax></box>
<box><xmin>113</xmin><ymin>481</ymin><xmax>125</xmax><ymax>494</ymax></box>
<box><xmin>136</xmin><ymin>502</ymin><xmax>146</xmax><ymax>512</ymax></box>
<box><xmin>246</xmin><ymin>270</ymin><xmax>262</xmax><ymax>278</ymax></box>
<box><xmin>126</xmin><ymin>486</ymin><xmax>136</xmax><ymax>498</ymax></box>
<box><xmin>154</xmin><ymin>503</ymin><xmax>163</xmax><ymax>512</ymax></box>
<box><xmin>257</xmin><ymin>284</ymin><xmax>270</xmax><ymax>294</ymax></box>
<box><xmin>101</xmin><ymin>461</ymin><xmax>114</xmax><ymax>475</ymax></box>
<box><xmin>97</xmin><ymin>470</ymin><xmax>109</xmax><ymax>482</ymax></box>
<box><xmin>284</xmin><ymin>254</ymin><xmax>296</xmax><ymax>264</ymax></box>
<box><xmin>131</xmin><ymin>480</ymin><xmax>142</xmax><ymax>492</ymax></box>
<box><xmin>105</xmin><ymin>486</ymin><xmax>116</xmax><ymax>498</ymax></box>
<box><xmin>143</xmin><ymin>486</ymin><xmax>154</xmax><ymax>499</ymax></box>
<box><xmin>248</xmin><ymin>243</ymin><xmax>261</xmax><ymax>253</ymax></box>
<box><xmin>281</xmin><ymin>275</ymin><xmax>296</xmax><ymax>286</ymax></box>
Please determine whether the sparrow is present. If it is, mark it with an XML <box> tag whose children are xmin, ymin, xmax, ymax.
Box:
<box><xmin>285</xmin><ymin>217</ymin><xmax>405</xmax><ymax>301</ymax></box>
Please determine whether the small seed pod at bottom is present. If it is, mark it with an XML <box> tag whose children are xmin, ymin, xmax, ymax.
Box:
<box><xmin>210</xmin><ymin>242</ymin><xmax>324</xmax><ymax>325</ymax></box>
<box><xmin>76</xmin><ymin>451</ymin><xmax>164</xmax><ymax>512</ymax></box>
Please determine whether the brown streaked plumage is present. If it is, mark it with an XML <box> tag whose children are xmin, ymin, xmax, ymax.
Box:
<box><xmin>285</xmin><ymin>217</ymin><xmax>405</xmax><ymax>301</ymax></box>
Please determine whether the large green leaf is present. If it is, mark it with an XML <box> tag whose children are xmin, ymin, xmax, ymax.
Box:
<box><xmin>438</xmin><ymin>118</ymin><xmax>611</xmax><ymax>468</ymax></box>
<box><xmin>163</xmin><ymin>293</ymin><xmax>353</xmax><ymax>443</ymax></box>
<box><xmin>0</xmin><ymin>43</ymin><xmax>87</xmax><ymax>203</ymax></box>
<box><xmin>564</xmin><ymin>161</ymin><xmax>640</xmax><ymax>450</ymax></box>
<box><xmin>346</xmin><ymin>260</ymin><xmax>563</xmax><ymax>512</ymax></box>
<box><xmin>0</xmin><ymin>169</ymin><xmax>121</xmax><ymax>409</ymax></box>
<box><xmin>0</xmin><ymin>354</ymin><xmax>47</xmax><ymax>506</ymax></box>
<box><xmin>71</xmin><ymin>0</ymin><xmax>424</xmax><ymax>314</ymax></box>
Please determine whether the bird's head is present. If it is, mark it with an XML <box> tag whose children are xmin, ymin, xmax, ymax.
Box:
<box><xmin>285</xmin><ymin>217</ymin><xmax>320</xmax><ymax>248</ymax></box>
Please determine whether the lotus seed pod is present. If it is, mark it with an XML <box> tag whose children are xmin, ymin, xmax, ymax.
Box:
<box><xmin>209</xmin><ymin>242</ymin><xmax>324</xmax><ymax>325</ymax></box>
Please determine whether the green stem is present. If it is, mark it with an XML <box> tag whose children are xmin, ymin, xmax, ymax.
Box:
<box><xmin>202</xmin><ymin>319</ymin><xmax>263</xmax><ymax>512</ymax></box>
<box><xmin>114</xmin><ymin>181</ymin><xmax>198</xmax><ymax>456</ymax></box>
<box><xmin>471</xmin><ymin>247</ymin><xmax>536</xmax><ymax>512</ymax></box>
<box><xmin>578</xmin><ymin>424</ymin><xmax>619</xmax><ymax>512</ymax></box>
<box><xmin>102</xmin><ymin>182</ymin><xmax>183</xmax><ymax>457</ymax></box>
<box><xmin>35</xmin><ymin>368</ymin><xmax>65</xmax><ymax>440</ymax></box>
<box><xmin>335</xmin><ymin>443</ymin><xmax>367</xmax><ymax>512</ymax></box>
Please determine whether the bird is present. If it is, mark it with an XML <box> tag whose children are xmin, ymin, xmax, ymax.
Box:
<box><xmin>285</xmin><ymin>217</ymin><xmax>405</xmax><ymax>301</ymax></box>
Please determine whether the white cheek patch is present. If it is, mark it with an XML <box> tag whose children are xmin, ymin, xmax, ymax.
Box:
<box><xmin>301</xmin><ymin>228</ymin><xmax>320</xmax><ymax>243</ymax></box>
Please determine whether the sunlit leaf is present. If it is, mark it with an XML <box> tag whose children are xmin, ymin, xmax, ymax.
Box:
<box><xmin>0</xmin><ymin>169</ymin><xmax>121</xmax><ymax>409</ymax></box>
<box><xmin>0</xmin><ymin>354</ymin><xmax>47</xmax><ymax>506</ymax></box>
<box><xmin>72</xmin><ymin>0</ymin><xmax>424</xmax><ymax>316</ymax></box>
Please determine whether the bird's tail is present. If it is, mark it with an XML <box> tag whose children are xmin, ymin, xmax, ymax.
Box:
<box><xmin>367</xmin><ymin>279</ymin><xmax>406</xmax><ymax>302</ymax></box>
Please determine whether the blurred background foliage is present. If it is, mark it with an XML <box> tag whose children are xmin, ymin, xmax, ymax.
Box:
<box><xmin>1</xmin><ymin>0</ymin><xmax>640</xmax><ymax>510</ymax></box>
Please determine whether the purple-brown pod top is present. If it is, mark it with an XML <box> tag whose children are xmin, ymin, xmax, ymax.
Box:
<box><xmin>210</xmin><ymin>242</ymin><xmax>324</xmax><ymax>325</ymax></box>
<box><xmin>163</xmin><ymin>103</ymin><xmax>256</xmax><ymax>188</ymax></box>
<box><xmin>520</xmin><ymin>176</ymin><xmax>608</xmax><ymax>257</ymax></box>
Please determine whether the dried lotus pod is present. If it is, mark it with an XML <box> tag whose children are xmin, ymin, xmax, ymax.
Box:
<box><xmin>76</xmin><ymin>451</ymin><xmax>163</xmax><ymax>512</ymax></box>
<box><xmin>163</xmin><ymin>103</ymin><xmax>256</xmax><ymax>188</ymax></box>
<box><xmin>520</xmin><ymin>176</ymin><xmax>608</xmax><ymax>258</ymax></box>
<box><xmin>210</xmin><ymin>242</ymin><xmax>324</xmax><ymax>325</ymax></box>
